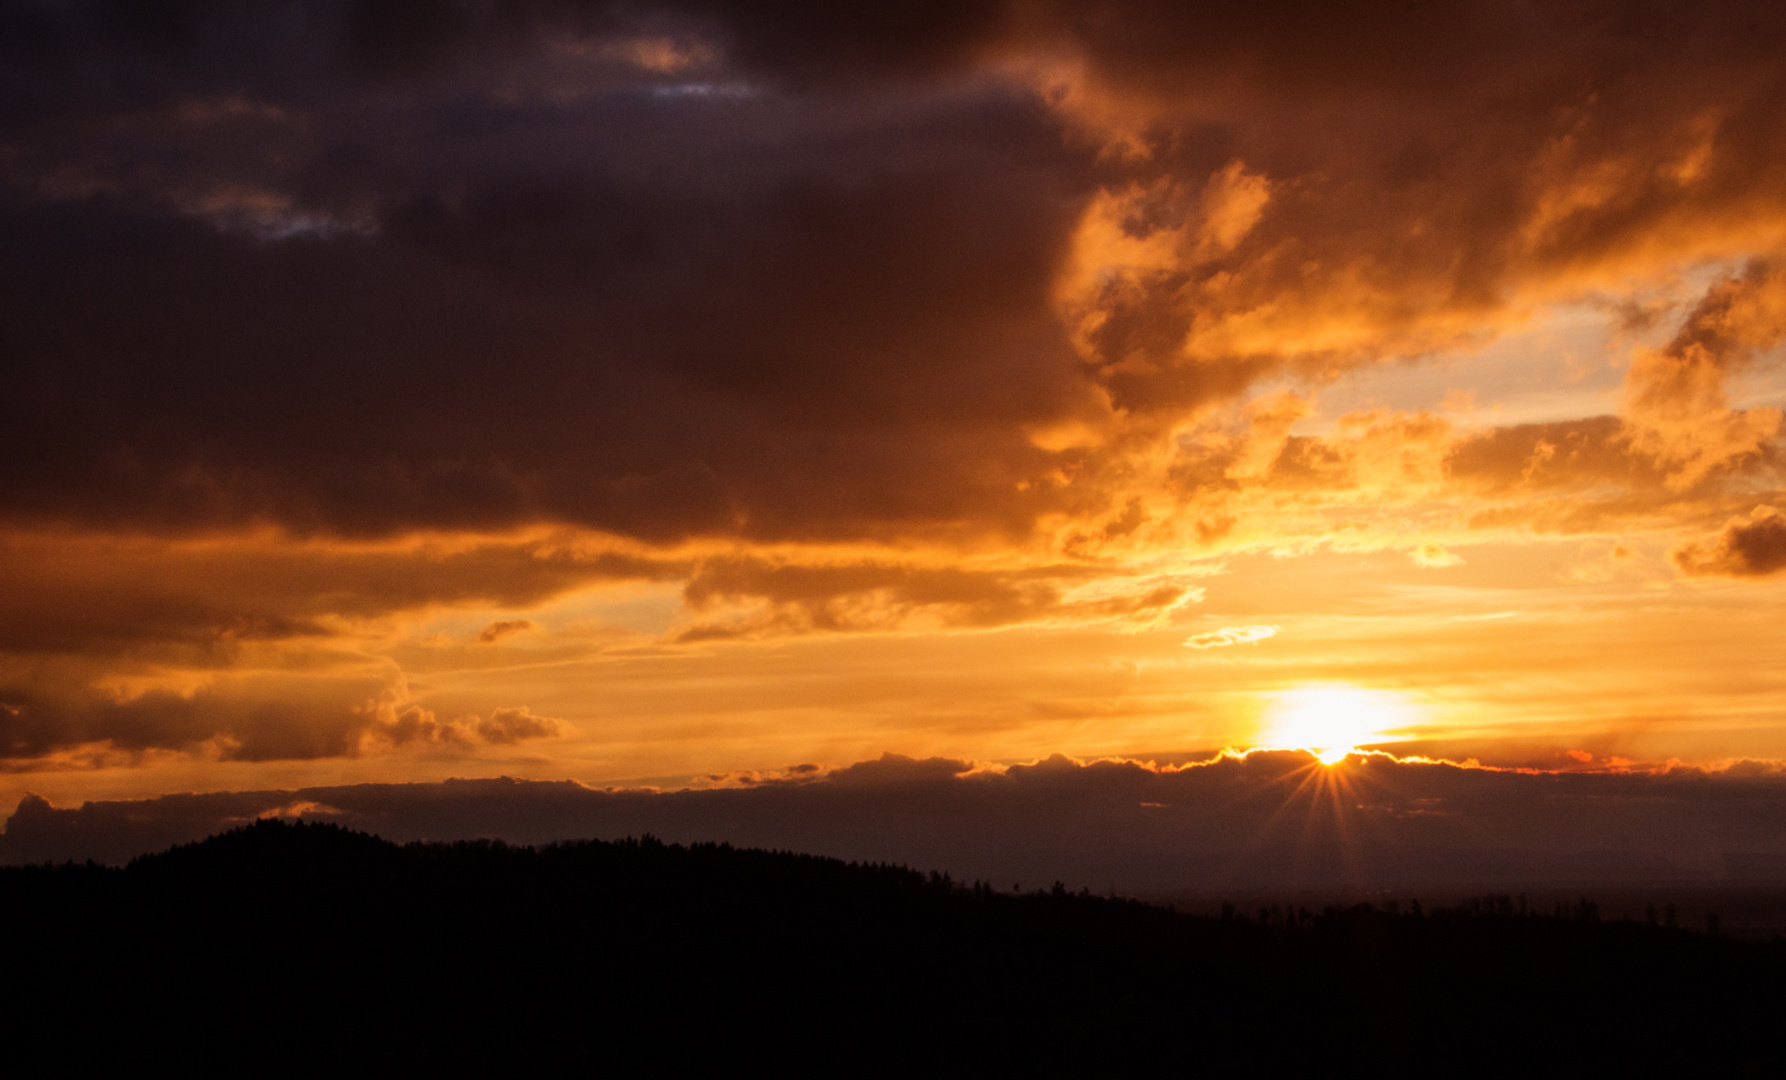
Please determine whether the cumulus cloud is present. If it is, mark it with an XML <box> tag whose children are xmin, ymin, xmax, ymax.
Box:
<box><xmin>1672</xmin><ymin>505</ymin><xmax>1786</xmax><ymax>578</ymax></box>
<box><xmin>375</xmin><ymin>704</ymin><xmax>565</xmax><ymax>748</ymax></box>
<box><xmin>1183</xmin><ymin>625</ymin><xmax>1277</xmax><ymax>649</ymax></box>
<box><xmin>380</xmin><ymin>705</ymin><xmax>475</xmax><ymax>750</ymax></box>
<box><xmin>475</xmin><ymin>706</ymin><xmax>565</xmax><ymax>745</ymax></box>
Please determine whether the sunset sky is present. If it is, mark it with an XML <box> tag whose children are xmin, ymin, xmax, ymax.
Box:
<box><xmin>6</xmin><ymin>0</ymin><xmax>1786</xmax><ymax>829</ymax></box>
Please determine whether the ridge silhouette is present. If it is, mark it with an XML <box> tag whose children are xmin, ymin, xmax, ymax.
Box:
<box><xmin>4</xmin><ymin>820</ymin><xmax>1781</xmax><ymax>1075</ymax></box>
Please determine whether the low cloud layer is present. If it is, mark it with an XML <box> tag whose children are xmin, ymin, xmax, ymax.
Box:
<box><xmin>12</xmin><ymin>752</ymin><xmax>1786</xmax><ymax>893</ymax></box>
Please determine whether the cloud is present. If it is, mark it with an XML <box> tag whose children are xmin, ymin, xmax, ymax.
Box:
<box><xmin>1183</xmin><ymin>625</ymin><xmax>1277</xmax><ymax>649</ymax></box>
<box><xmin>1672</xmin><ymin>505</ymin><xmax>1786</xmax><ymax>578</ymax></box>
<box><xmin>0</xmin><ymin>530</ymin><xmax>675</xmax><ymax>763</ymax></box>
<box><xmin>1410</xmin><ymin>545</ymin><xmax>1465</xmax><ymax>569</ymax></box>
<box><xmin>0</xmin><ymin>670</ymin><xmax>405</xmax><ymax>762</ymax></box>
<box><xmin>1620</xmin><ymin>264</ymin><xmax>1786</xmax><ymax>489</ymax></box>
<box><xmin>381</xmin><ymin>705</ymin><xmax>475</xmax><ymax>749</ymax></box>
<box><xmin>1446</xmin><ymin>417</ymin><xmax>1659</xmax><ymax>495</ymax></box>
<box><xmin>0</xmin><ymin>646</ymin><xmax>564</xmax><ymax>762</ymax></box>
<box><xmin>673</xmin><ymin>557</ymin><xmax>1204</xmax><ymax>640</ymax></box>
<box><xmin>371</xmin><ymin>704</ymin><xmax>566</xmax><ymax>750</ymax></box>
<box><xmin>475</xmin><ymin>706</ymin><xmax>565</xmax><ymax>745</ymax></box>
<box><xmin>0</xmin><ymin>531</ymin><xmax>677</xmax><ymax>657</ymax></box>
<box><xmin>5</xmin><ymin>1</ymin><xmax>1786</xmax><ymax>773</ymax></box>
<box><xmin>478</xmin><ymin>619</ymin><xmax>535</xmax><ymax>644</ymax></box>
<box><xmin>5</xmin><ymin>0</ymin><xmax>1786</xmax><ymax>548</ymax></box>
<box><xmin>0</xmin><ymin>11</ymin><xmax>1098</xmax><ymax>545</ymax></box>
<box><xmin>12</xmin><ymin>751</ymin><xmax>1786</xmax><ymax>893</ymax></box>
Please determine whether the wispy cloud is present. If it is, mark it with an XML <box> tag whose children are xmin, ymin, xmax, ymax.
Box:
<box><xmin>1184</xmin><ymin>625</ymin><xmax>1279</xmax><ymax>649</ymax></box>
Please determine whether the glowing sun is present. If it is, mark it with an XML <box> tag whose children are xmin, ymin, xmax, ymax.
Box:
<box><xmin>1261</xmin><ymin>685</ymin><xmax>1412</xmax><ymax>764</ymax></box>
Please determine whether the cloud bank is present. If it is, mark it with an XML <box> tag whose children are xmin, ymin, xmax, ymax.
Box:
<box><xmin>12</xmin><ymin>752</ymin><xmax>1786</xmax><ymax>893</ymax></box>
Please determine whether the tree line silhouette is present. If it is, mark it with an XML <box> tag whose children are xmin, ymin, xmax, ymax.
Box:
<box><xmin>3</xmin><ymin>819</ymin><xmax>1781</xmax><ymax>1075</ymax></box>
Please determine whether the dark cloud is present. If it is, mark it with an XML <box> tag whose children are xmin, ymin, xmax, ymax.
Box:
<box><xmin>0</xmin><ymin>532</ymin><xmax>661</xmax><ymax>761</ymax></box>
<box><xmin>477</xmin><ymin>618</ymin><xmax>535</xmax><ymax>643</ymax></box>
<box><xmin>0</xmin><ymin>1</ymin><xmax>1099</xmax><ymax>544</ymax></box>
<box><xmin>1446</xmin><ymin>417</ymin><xmax>1659</xmax><ymax>493</ymax></box>
<box><xmin>378</xmin><ymin>703</ymin><xmax>564</xmax><ymax>748</ymax></box>
<box><xmin>0</xmin><ymin>534</ymin><xmax>673</xmax><ymax>657</ymax></box>
<box><xmin>669</xmin><ymin>0</ymin><xmax>1011</xmax><ymax>85</ymax></box>
<box><xmin>673</xmin><ymin>556</ymin><xmax>1198</xmax><ymax>639</ymax></box>
<box><xmin>6</xmin><ymin>1</ymin><xmax>1786</xmax><ymax>545</ymax></box>
<box><xmin>1672</xmin><ymin>504</ymin><xmax>1786</xmax><ymax>578</ymax></box>
<box><xmin>0</xmin><ymin>650</ymin><xmax>567</xmax><ymax>761</ymax></box>
<box><xmin>0</xmin><ymin>671</ymin><xmax>397</xmax><ymax>761</ymax></box>
<box><xmin>12</xmin><ymin>751</ymin><xmax>1786</xmax><ymax>892</ymax></box>
<box><xmin>1660</xmin><ymin>261</ymin><xmax>1786</xmax><ymax>367</ymax></box>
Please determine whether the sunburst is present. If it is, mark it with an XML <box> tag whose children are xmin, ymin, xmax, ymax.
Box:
<box><xmin>1260</xmin><ymin>684</ymin><xmax>1413</xmax><ymax>764</ymax></box>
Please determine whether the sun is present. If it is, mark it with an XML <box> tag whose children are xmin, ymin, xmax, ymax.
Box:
<box><xmin>1260</xmin><ymin>685</ymin><xmax>1412</xmax><ymax>764</ymax></box>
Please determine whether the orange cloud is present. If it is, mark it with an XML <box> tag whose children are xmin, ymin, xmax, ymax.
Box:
<box><xmin>1410</xmin><ymin>545</ymin><xmax>1465</xmax><ymax>569</ymax></box>
<box><xmin>674</xmin><ymin>556</ymin><xmax>1205</xmax><ymax>641</ymax></box>
<box><xmin>1183</xmin><ymin>625</ymin><xmax>1277</xmax><ymax>649</ymax></box>
<box><xmin>1620</xmin><ymin>264</ymin><xmax>1786</xmax><ymax>489</ymax></box>
<box><xmin>1672</xmin><ymin>505</ymin><xmax>1786</xmax><ymax>578</ymax></box>
<box><xmin>476</xmin><ymin>706</ymin><xmax>566</xmax><ymax>745</ymax></box>
<box><xmin>478</xmin><ymin>619</ymin><xmax>535</xmax><ymax>643</ymax></box>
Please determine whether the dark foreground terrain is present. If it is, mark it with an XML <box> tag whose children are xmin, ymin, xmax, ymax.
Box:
<box><xmin>6</xmin><ymin>821</ymin><xmax>1782</xmax><ymax>1076</ymax></box>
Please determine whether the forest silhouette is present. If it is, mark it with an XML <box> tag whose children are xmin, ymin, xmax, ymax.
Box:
<box><xmin>5</xmin><ymin>820</ymin><xmax>1782</xmax><ymax>1075</ymax></box>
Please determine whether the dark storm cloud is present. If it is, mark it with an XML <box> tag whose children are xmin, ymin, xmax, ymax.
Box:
<box><xmin>7</xmin><ymin>1</ymin><xmax>1785</xmax><ymax>544</ymax></box>
<box><xmin>0</xmin><ymin>0</ymin><xmax>1099</xmax><ymax>543</ymax></box>
<box><xmin>12</xmin><ymin>751</ymin><xmax>1786</xmax><ymax>890</ymax></box>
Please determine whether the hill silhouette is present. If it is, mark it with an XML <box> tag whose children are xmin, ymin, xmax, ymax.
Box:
<box><xmin>4</xmin><ymin>820</ymin><xmax>1782</xmax><ymax>1075</ymax></box>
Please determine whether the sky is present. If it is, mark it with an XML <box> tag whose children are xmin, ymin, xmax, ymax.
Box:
<box><xmin>5</xmin><ymin>1</ymin><xmax>1786</xmax><ymax>866</ymax></box>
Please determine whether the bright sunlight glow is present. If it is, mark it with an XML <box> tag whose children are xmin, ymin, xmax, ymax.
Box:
<box><xmin>1260</xmin><ymin>685</ymin><xmax>1414</xmax><ymax>764</ymax></box>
